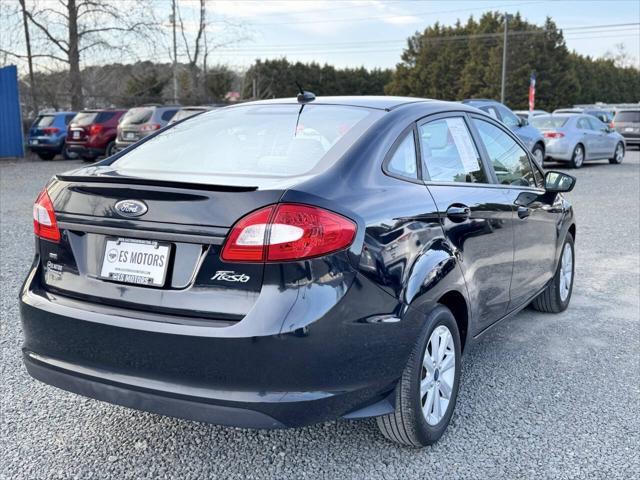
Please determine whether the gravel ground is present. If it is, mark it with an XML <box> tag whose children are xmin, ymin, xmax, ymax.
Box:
<box><xmin>1</xmin><ymin>152</ymin><xmax>639</xmax><ymax>479</ymax></box>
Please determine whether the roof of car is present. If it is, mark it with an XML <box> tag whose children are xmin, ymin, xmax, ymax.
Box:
<box><xmin>39</xmin><ymin>111</ymin><xmax>76</xmax><ymax>115</ymax></box>
<box><xmin>243</xmin><ymin>96</ymin><xmax>437</xmax><ymax>111</ymax></box>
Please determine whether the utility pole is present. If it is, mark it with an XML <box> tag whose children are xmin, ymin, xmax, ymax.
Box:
<box><xmin>171</xmin><ymin>0</ymin><xmax>178</xmax><ymax>104</ymax></box>
<box><xmin>500</xmin><ymin>13</ymin><xmax>513</xmax><ymax>104</ymax></box>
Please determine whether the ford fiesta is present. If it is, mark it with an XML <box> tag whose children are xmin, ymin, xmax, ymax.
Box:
<box><xmin>21</xmin><ymin>95</ymin><xmax>577</xmax><ymax>447</ymax></box>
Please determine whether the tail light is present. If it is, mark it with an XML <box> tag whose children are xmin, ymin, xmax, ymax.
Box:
<box><xmin>89</xmin><ymin>124</ymin><xmax>104</xmax><ymax>136</ymax></box>
<box><xmin>543</xmin><ymin>132</ymin><xmax>565</xmax><ymax>139</ymax></box>
<box><xmin>33</xmin><ymin>188</ymin><xmax>60</xmax><ymax>242</ymax></box>
<box><xmin>610</xmin><ymin>121</ymin><xmax>615</xmax><ymax>129</ymax></box>
<box><xmin>140</xmin><ymin>123</ymin><xmax>161</xmax><ymax>132</ymax></box>
<box><xmin>42</xmin><ymin>127</ymin><xmax>60</xmax><ymax>135</ymax></box>
<box><xmin>221</xmin><ymin>203</ymin><xmax>356</xmax><ymax>263</ymax></box>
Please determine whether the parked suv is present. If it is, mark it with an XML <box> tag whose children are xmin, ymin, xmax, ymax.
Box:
<box><xmin>612</xmin><ymin>109</ymin><xmax>640</xmax><ymax>147</ymax></box>
<box><xmin>168</xmin><ymin>105</ymin><xmax>219</xmax><ymax>124</ymax></box>
<box><xmin>66</xmin><ymin>109</ymin><xmax>126</xmax><ymax>161</ymax></box>
<box><xmin>115</xmin><ymin>105</ymin><xmax>179</xmax><ymax>152</ymax></box>
<box><xmin>27</xmin><ymin>111</ymin><xmax>76</xmax><ymax>160</ymax></box>
<box><xmin>462</xmin><ymin>99</ymin><xmax>546</xmax><ymax>165</ymax></box>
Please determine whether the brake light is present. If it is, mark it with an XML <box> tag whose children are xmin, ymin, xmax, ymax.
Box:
<box><xmin>140</xmin><ymin>123</ymin><xmax>161</xmax><ymax>132</ymax></box>
<box><xmin>221</xmin><ymin>204</ymin><xmax>356</xmax><ymax>262</ymax></box>
<box><xmin>33</xmin><ymin>188</ymin><xmax>60</xmax><ymax>242</ymax></box>
<box><xmin>42</xmin><ymin>127</ymin><xmax>60</xmax><ymax>135</ymax></box>
<box><xmin>543</xmin><ymin>132</ymin><xmax>565</xmax><ymax>139</ymax></box>
<box><xmin>89</xmin><ymin>124</ymin><xmax>104</xmax><ymax>136</ymax></box>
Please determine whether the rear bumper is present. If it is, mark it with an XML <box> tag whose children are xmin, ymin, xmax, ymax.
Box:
<box><xmin>20</xmin><ymin>262</ymin><xmax>412</xmax><ymax>428</ymax></box>
<box><xmin>24</xmin><ymin>351</ymin><xmax>285</xmax><ymax>428</ymax></box>
<box><xmin>543</xmin><ymin>139</ymin><xmax>573</xmax><ymax>161</ymax></box>
<box><xmin>66</xmin><ymin>144</ymin><xmax>105</xmax><ymax>157</ymax></box>
<box><xmin>28</xmin><ymin>139</ymin><xmax>63</xmax><ymax>153</ymax></box>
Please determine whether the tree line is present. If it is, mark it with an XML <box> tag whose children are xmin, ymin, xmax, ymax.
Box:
<box><xmin>385</xmin><ymin>12</ymin><xmax>639</xmax><ymax>110</ymax></box>
<box><xmin>2</xmin><ymin>4</ymin><xmax>638</xmax><ymax>116</ymax></box>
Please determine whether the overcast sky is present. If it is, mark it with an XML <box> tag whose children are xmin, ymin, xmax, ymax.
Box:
<box><xmin>171</xmin><ymin>0</ymin><xmax>640</xmax><ymax>70</ymax></box>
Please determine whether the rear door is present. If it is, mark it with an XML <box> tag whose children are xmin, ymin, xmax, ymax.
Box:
<box><xmin>576</xmin><ymin>116</ymin><xmax>599</xmax><ymax>158</ymax></box>
<box><xmin>419</xmin><ymin>113</ymin><xmax>515</xmax><ymax>331</ymax></box>
<box><xmin>470</xmin><ymin>115</ymin><xmax>558</xmax><ymax>310</ymax></box>
<box><xmin>587</xmin><ymin>116</ymin><xmax>615</xmax><ymax>156</ymax></box>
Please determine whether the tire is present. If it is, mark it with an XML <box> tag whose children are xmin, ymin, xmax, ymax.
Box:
<box><xmin>608</xmin><ymin>142</ymin><xmax>624</xmax><ymax>164</ymax></box>
<box><xmin>570</xmin><ymin>144</ymin><xmax>584</xmax><ymax>169</ymax></box>
<box><xmin>62</xmin><ymin>145</ymin><xmax>78</xmax><ymax>160</ymax></box>
<box><xmin>531</xmin><ymin>232</ymin><xmax>575</xmax><ymax>313</ymax></box>
<box><xmin>105</xmin><ymin>141</ymin><xmax>116</xmax><ymax>158</ymax></box>
<box><xmin>37</xmin><ymin>152</ymin><xmax>55</xmax><ymax>161</ymax></box>
<box><xmin>531</xmin><ymin>143</ymin><xmax>545</xmax><ymax>166</ymax></box>
<box><xmin>376</xmin><ymin>305</ymin><xmax>462</xmax><ymax>447</ymax></box>
<box><xmin>81</xmin><ymin>154</ymin><xmax>97</xmax><ymax>162</ymax></box>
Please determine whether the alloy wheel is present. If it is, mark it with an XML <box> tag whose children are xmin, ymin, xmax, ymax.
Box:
<box><xmin>615</xmin><ymin>144</ymin><xmax>624</xmax><ymax>163</ymax></box>
<box><xmin>420</xmin><ymin>325</ymin><xmax>456</xmax><ymax>426</ymax></box>
<box><xmin>574</xmin><ymin>146</ymin><xmax>584</xmax><ymax>167</ymax></box>
<box><xmin>559</xmin><ymin>242</ymin><xmax>573</xmax><ymax>302</ymax></box>
<box><xmin>533</xmin><ymin>148</ymin><xmax>544</xmax><ymax>165</ymax></box>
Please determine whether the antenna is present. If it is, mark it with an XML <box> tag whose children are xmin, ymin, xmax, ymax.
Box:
<box><xmin>295</xmin><ymin>81</ymin><xmax>316</xmax><ymax>103</ymax></box>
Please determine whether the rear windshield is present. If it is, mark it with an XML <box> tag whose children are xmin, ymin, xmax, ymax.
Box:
<box><xmin>113</xmin><ymin>104</ymin><xmax>382</xmax><ymax>178</ymax></box>
<box><xmin>121</xmin><ymin>107</ymin><xmax>153</xmax><ymax>125</ymax></box>
<box><xmin>531</xmin><ymin>116</ymin><xmax>569</xmax><ymax>129</ymax></box>
<box><xmin>72</xmin><ymin>112</ymin><xmax>99</xmax><ymax>126</ymax></box>
<box><xmin>614</xmin><ymin>110</ymin><xmax>640</xmax><ymax>122</ymax></box>
<box><xmin>34</xmin><ymin>115</ymin><xmax>55</xmax><ymax>128</ymax></box>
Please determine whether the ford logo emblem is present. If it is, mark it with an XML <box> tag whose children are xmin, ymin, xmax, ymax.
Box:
<box><xmin>114</xmin><ymin>199</ymin><xmax>148</xmax><ymax>218</ymax></box>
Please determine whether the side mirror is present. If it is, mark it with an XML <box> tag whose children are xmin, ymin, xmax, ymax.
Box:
<box><xmin>519</xmin><ymin>116</ymin><xmax>529</xmax><ymax>126</ymax></box>
<box><xmin>544</xmin><ymin>171</ymin><xmax>576</xmax><ymax>193</ymax></box>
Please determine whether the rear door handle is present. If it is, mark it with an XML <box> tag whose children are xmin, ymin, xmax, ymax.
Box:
<box><xmin>446</xmin><ymin>205</ymin><xmax>470</xmax><ymax>223</ymax></box>
<box><xmin>517</xmin><ymin>206</ymin><xmax>530</xmax><ymax>219</ymax></box>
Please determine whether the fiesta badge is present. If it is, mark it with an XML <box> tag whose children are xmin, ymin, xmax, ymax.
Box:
<box><xmin>114</xmin><ymin>199</ymin><xmax>148</xmax><ymax>218</ymax></box>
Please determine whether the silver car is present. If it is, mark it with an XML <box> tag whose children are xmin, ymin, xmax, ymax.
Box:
<box><xmin>531</xmin><ymin>114</ymin><xmax>626</xmax><ymax>168</ymax></box>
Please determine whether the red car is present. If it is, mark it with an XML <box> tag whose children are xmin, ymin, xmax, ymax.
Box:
<box><xmin>66</xmin><ymin>109</ymin><xmax>126</xmax><ymax>161</ymax></box>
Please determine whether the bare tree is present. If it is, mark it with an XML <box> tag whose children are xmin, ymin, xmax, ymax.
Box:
<box><xmin>173</xmin><ymin>0</ymin><xmax>249</xmax><ymax>103</ymax></box>
<box><xmin>176</xmin><ymin>0</ymin><xmax>206</xmax><ymax>102</ymax></box>
<box><xmin>18</xmin><ymin>0</ymin><xmax>158</xmax><ymax>110</ymax></box>
<box><xmin>604</xmin><ymin>43</ymin><xmax>639</xmax><ymax>69</ymax></box>
<box><xmin>18</xmin><ymin>0</ymin><xmax>38</xmax><ymax>114</ymax></box>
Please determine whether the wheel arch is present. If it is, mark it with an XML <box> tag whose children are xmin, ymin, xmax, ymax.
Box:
<box><xmin>437</xmin><ymin>290</ymin><xmax>469</xmax><ymax>353</ymax></box>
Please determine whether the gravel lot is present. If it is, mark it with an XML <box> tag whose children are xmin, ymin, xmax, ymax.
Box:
<box><xmin>1</xmin><ymin>151</ymin><xmax>639</xmax><ymax>479</ymax></box>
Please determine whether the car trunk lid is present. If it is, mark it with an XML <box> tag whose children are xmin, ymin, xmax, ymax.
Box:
<box><xmin>38</xmin><ymin>169</ymin><xmax>300</xmax><ymax>321</ymax></box>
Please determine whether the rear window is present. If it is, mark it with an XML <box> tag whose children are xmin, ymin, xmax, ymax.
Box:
<box><xmin>172</xmin><ymin>108</ymin><xmax>206</xmax><ymax>122</ymax></box>
<box><xmin>161</xmin><ymin>109</ymin><xmax>178</xmax><ymax>121</ymax></box>
<box><xmin>72</xmin><ymin>112</ymin><xmax>99</xmax><ymax>126</ymax></box>
<box><xmin>614</xmin><ymin>110</ymin><xmax>640</xmax><ymax>122</ymax></box>
<box><xmin>95</xmin><ymin>111</ymin><xmax>116</xmax><ymax>123</ymax></box>
<box><xmin>113</xmin><ymin>104</ymin><xmax>382</xmax><ymax>178</ymax></box>
<box><xmin>531</xmin><ymin>116</ymin><xmax>569</xmax><ymax>129</ymax></box>
<box><xmin>121</xmin><ymin>107</ymin><xmax>153</xmax><ymax>125</ymax></box>
<box><xmin>34</xmin><ymin>115</ymin><xmax>55</xmax><ymax>128</ymax></box>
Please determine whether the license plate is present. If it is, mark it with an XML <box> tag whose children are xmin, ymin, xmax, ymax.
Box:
<box><xmin>625</xmin><ymin>127</ymin><xmax>634</xmax><ymax>132</ymax></box>
<box><xmin>100</xmin><ymin>238</ymin><xmax>170</xmax><ymax>286</ymax></box>
<box><xmin>30</xmin><ymin>139</ymin><xmax>38</xmax><ymax>145</ymax></box>
<box><xmin>73</xmin><ymin>131</ymin><xmax>80</xmax><ymax>139</ymax></box>
<box><xmin>124</xmin><ymin>132</ymin><xmax>136</xmax><ymax>140</ymax></box>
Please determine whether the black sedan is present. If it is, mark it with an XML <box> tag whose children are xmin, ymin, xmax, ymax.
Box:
<box><xmin>21</xmin><ymin>95</ymin><xmax>576</xmax><ymax>447</ymax></box>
